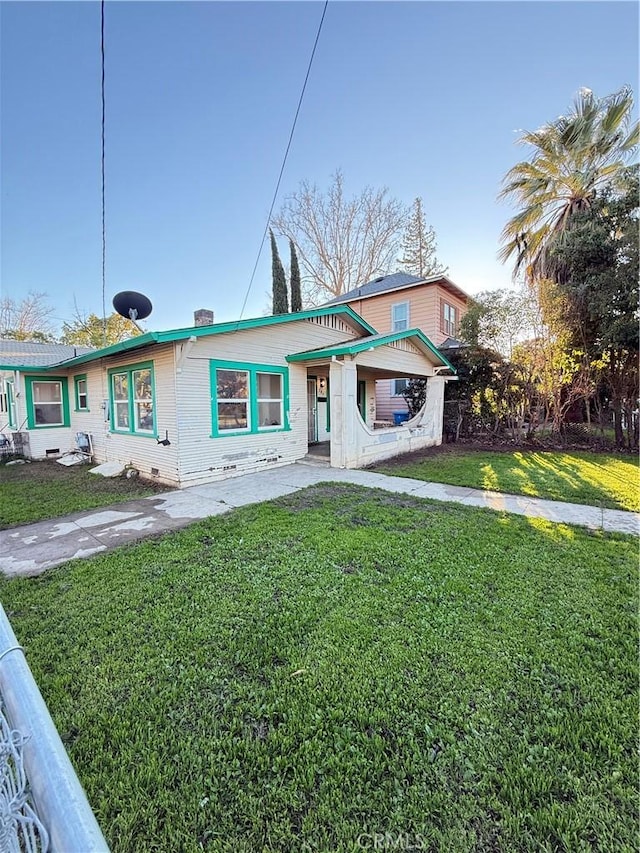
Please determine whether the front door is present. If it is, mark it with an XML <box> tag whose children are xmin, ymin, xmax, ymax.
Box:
<box><xmin>307</xmin><ymin>378</ymin><xmax>318</xmax><ymax>443</ymax></box>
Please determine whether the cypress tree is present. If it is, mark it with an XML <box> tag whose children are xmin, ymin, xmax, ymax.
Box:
<box><xmin>270</xmin><ymin>229</ymin><xmax>289</xmax><ymax>314</ymax></box>
<box><xmin>290</xmin><ymin>239</ymin><xmax>303</xmax><ymax>312</ymax></box>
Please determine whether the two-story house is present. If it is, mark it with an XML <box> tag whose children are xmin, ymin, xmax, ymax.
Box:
<box><xmin>325</xmin><ymin>272</ymin><xmax>469</xmax><ymax>421</ymax></box>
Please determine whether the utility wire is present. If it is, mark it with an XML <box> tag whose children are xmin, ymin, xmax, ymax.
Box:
<box><xmin>100</xmin><ymin>0</ymin><xmax>107</xmax><ymax>346</ymax></box>
<box><xmin>236</xmin><ymin>0</ymin><xmax>329</xmax><ymax>322</ymax></box>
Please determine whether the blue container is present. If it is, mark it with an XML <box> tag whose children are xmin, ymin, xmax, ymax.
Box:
<box><xmin>393</xmin><ymin>411</ymin><xmax>410</xmax><ymax>425</ymax></box>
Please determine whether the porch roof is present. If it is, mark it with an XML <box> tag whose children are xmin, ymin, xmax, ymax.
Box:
<box><xmin>286</xmin><ymin>328</ymin><xmax>455</xmax><ymax>372</ymax></box>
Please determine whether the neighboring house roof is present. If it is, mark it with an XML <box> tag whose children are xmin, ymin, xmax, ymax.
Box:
<box><xmin>287</xmin><ymin>328</ymin><xmax>455</xmax><ymax>372</ymax></box>
<box><xmin>0</xmin><ymin>339</ymin><xmax>95</xmax><ymax>368</ymax></box>
<box><xmin>323</xmin><ymin>272</ymin><xmax>470</xmax><ymax>306</ymax></box>
<box><xmin>438</xmin><ymin>336</ymin><xmax>467</xmax><ymax>350</ymax></box>
<box><xmin>0</xmin><ymin>306</ymin><xmax>377</xmax><ymax>372</ymax></box>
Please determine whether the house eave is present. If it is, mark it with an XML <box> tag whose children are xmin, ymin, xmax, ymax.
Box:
<box><xmin>287</xmin><ymin>328</ymin><xmax>456</xmax><ymax>372</ymax></box>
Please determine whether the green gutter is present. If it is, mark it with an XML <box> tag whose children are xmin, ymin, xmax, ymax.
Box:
<box><xmin>287</xmin><ymin>328</ymin><xmax>456</xmax><ymax>372</ymax></box>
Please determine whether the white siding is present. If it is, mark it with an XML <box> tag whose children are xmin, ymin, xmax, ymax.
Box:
<box><xmin>5</xmin><ymin>371</ymin><xmax>73</xmax><ymax>460</ymax></box>
<box><xmin>12</xmin><ymin>346</ymin><xmax>180</xmax><ymax>483</ymax></box>
<box><xmin>88</xmin><ymin>344</ymin><xmax>180</xmax><ymax>485</ymax></box>
<box><xmin>174</xmin><ymin>319</ymin><xmax>363</xmax><ymax>486</ymax></box>
<box><xmin>354</xmin><ymin>345</ymin><xmax>439</xmax><ymax>375</ymax></box>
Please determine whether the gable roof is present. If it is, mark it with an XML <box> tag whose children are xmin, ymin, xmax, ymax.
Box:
<box><xmin>0</xmin><ymin>339</ymin><xmax>95</xmax><ymax>367</ymax></box>
<box><xmin>324</xmin><ymin>272</ymin><xmax>470</xmax><ymax>306</ymax></box>
<box><xmin>287</xmin><ymin>328</ymin><xmax>455</xmax><ymax>372</ymax></box>
<box><xmin>0</xmin><ymin>306</ymin><xmax>377</xmax><ymax>372</ymax></box>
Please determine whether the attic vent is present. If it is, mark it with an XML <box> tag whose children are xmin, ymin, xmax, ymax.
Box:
<box><xmin>373</xmin><ymin>276</ymin><xmax>385</xmax><ymax>283</ymax></box>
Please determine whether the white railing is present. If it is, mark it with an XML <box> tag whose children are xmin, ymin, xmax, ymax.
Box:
<box><xmin>0</xmin><ymin>605</ymin><xmax>109</xmax><ymax>852</ymax></box>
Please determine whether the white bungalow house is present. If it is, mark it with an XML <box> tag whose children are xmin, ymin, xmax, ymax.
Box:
<box><xmin>0</xmin><ymin>306</ymin><xmax>455</xmax><ymax>487</ymax></box>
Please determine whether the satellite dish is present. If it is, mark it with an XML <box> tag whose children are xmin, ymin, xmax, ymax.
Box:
<box><xmin>112</xmin><ymin>291</ymin><xmax>153</xmax><ymax>322</ymax></box>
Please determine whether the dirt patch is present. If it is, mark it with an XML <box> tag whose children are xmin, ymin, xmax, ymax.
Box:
<box><xmin>1</xmin><ymin>459</ymin><xmax>170</xmax><ymax>494</ymax></box>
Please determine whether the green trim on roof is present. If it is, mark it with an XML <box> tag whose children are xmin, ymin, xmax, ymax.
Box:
<box><xmin>0</xmin><ymin>307</ymin><xmax>377</xmax><ymax>372</ymax></box>
<box><xmin>154</xmin><ymin>304</ymin><xmax>376</xmax><ymax>343</ymax></box>
<box><xmin>286</xmin><ymin>328</ymin><xmax>456</xmax><ymax>372</ymax></box>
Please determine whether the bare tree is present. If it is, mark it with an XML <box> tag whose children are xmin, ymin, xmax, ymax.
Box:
<box><xmin>272</xmin><ymin>171</ymin><xmax>407</xmax><ymax>304</ymax></box>
<box><xmin>0</xmin><ymin>292</ymin><xmax>56</xmax><ymax>341</ymax></box>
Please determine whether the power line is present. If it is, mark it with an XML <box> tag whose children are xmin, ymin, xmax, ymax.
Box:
<box><xmin>100</xmin><ymin>0</ymin><xmax>107</xmax><ymax>346</ymax></box>
<box><xmin>237</xmin><ymin>0</ymin><xmax>329</xmax><ymax>322</ymax></box>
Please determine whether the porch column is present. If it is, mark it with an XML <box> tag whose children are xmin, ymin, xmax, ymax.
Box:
<box><xmin>418</xmin><ymin>376</ymin><xmax>446</xmax><ymax>441</ymax></box>
<box><xmin>329</xmin><ymin>357</ymin><xmax>358</xmax><ymax>468</ymax></box>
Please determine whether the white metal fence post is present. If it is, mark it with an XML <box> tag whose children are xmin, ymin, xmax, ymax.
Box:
<box><xmin>0</xmin><ymin>604</ymin><xmax>110</xmax><ymax>852</ymax></box>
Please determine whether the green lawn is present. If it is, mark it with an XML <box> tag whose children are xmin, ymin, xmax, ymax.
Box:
<box><xmin>0</xmin><ymin>460</ymin><xmax>170</xmax><ymax>528</ymax></box>
<box><xmin>2</xmin><ymin>484</ymin><xmax>637</xmax><ymax>852</ymax></box>
<box><xmin>374</xmin><ymin>449</ymin><xmax>640</xmax><ymax>512</ymax></box>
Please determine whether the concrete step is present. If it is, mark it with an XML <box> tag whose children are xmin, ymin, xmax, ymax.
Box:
<box><xmin>297</xmin><ymin>456</ymin><xmax>331</xmax><ymax>468</ymax></box>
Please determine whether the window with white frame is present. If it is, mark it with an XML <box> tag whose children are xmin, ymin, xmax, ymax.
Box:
<box><xmin>256</xmin><ymin>372</ymin><xmax>284</xmax><ymax>428</ymax></box>
<box><xmin>109</xmin><ymin>362</ymin><xmax>156</xmax><ymax>435</ymax></box>
<box><xmin>74</xmin><ymin>375</ymin><xmax>89</xmax><ymax>411</ymax></box>
<box><xmin>5</xmin><ymin>380</ymin><xmax>18</xmax><ymax>429</ymax></box>
<box><xmin>391</xmin><ymin>302</ymin><xmax>409</xmax><ymax>332</ymax></box>
<box><xmin>25</xmin><ymin>377</ymin><xmax>70</xmax><ymax>428</ymax></box>
<box><xmin>216</xmin><ymin>368</ymin><xmax>250</xmax><ymax>432</ymax></box>
<box><xmin>392</xmin><ymin>379</ymin><xmax>409</xmax><ymax>397</ymax></box>
<box><xmin>442</xmin><ymin>302</ymin><xmax>457</xmax><ymax>337</ymax></box>
<box><xmin>210</xmin><ymin>360</ymin><xmax>289</xmax><ymax>437</ymax></box>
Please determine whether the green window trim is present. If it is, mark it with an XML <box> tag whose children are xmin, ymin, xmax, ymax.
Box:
<box><xmin>107</xmin><ymin>360</ymin><xmax>157</xmax><ymax>438</ymax></box>
<box><xmin>74</xmin><ymin>374</ymin><xmax>89</xmax><ymax>411</ymax></box>
<box><xmin>210</xmin><ymin>359</ymin><xmax>290</xmax><ymax>438</ymax></box>
<box><xmin>6</xmin><ymin>380</ymin><xmax>16</xmax><ymax>429</ymax></box>
<box><xmin>24</xmin><ymin>376</ymin><xmax>70</xmax><ymax>429</ymax></box>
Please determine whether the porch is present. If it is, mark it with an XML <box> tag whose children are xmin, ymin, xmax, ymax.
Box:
<box><xmin>288</xmin><ymin>329</ymin><xmax>455</xmax><ymax>470</ymax></box>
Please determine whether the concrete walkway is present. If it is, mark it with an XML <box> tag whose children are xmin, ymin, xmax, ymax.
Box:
<box><xmin>2</xmin><ymin>462</ymin><xmax>638</xmax><ymax>577</ymax></box>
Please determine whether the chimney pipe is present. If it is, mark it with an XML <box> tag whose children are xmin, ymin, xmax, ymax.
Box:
<box><xmin>194</xmin><ymin>309</ymin><xmax>214</xmax><ymax>327</ymax></box>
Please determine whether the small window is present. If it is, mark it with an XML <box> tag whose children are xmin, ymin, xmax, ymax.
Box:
<box><xmin>392</xmin><ymin>302</ymin><xmax>409</xmax><ymax>332</ymax></box>
<box><xmin>108</xmin><ymin>361</ymin><xmax>156</xmax><ymax>436</ymax></box>
<box><xmin>74</xmin><ymin>375</ymin><xmax>89</xmax><ymax>411</ymax></box>
<box><xmin>442</xmin><ymin>302</ymin><xmax>457</xmax><ymax>337</ymax></box>
<box><xmin>392</xmin><ymin>379</ymin><xmax>409</xmax><ymax>397</ymax></box>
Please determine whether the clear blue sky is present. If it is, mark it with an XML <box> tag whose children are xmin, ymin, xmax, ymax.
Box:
<box><xmin>1</xmin><ymin>1</ymin><xmax>638</xmax><ymax>333</ymax></box>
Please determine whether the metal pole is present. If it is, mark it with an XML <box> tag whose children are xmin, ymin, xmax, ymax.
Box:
<box><xmin>0</xmin><ymin>604</ymin><xmax>110</xmax><ymax>852</ymax></box>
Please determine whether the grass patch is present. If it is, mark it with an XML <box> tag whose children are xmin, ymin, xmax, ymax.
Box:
<box><xmin>2</xmin><ymin>484</ymin><xmax>637</xmax><ymax>852</ymax></box>
<box><xmin>0</xmin><ymin>460</ymin><xmax>170</xmax><ymax>528</ymax></box>
<box><xmin>374</xmin><ymin>449</ymin><xmax>640</xmax><ymax>512</ymax></box>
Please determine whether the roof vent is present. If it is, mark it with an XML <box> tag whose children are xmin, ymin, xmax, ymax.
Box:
<box><xmin>373</xmin><ymin>276</ymin><xmax>385</xmax><ymax>283</ymax></box>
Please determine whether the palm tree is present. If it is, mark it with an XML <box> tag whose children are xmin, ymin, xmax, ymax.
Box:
<box><xmin>499</xmin><ymin>86</ymin><xmax>638</xmax><ymax>283</ymax></box>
